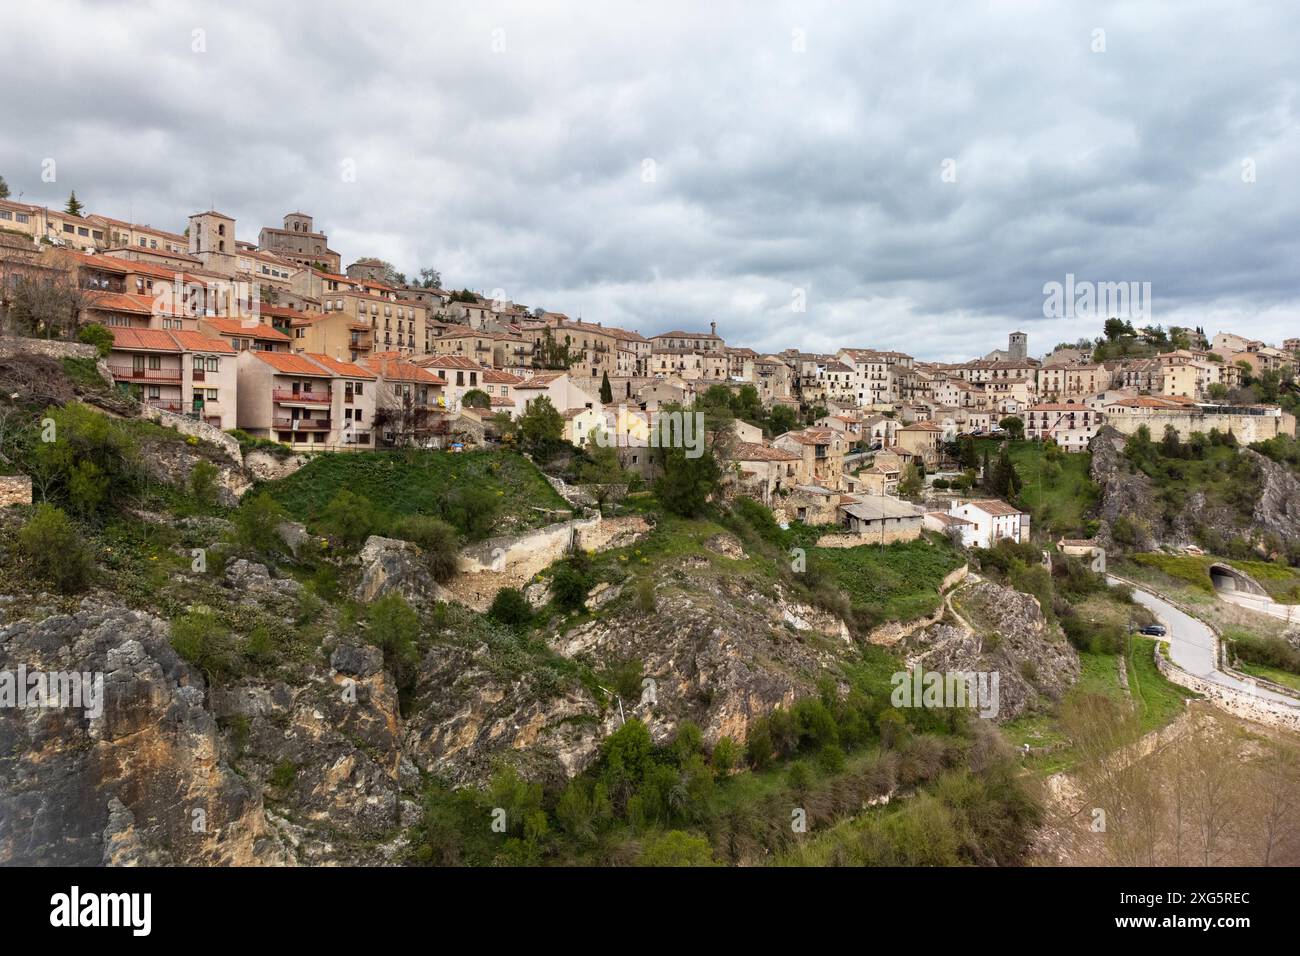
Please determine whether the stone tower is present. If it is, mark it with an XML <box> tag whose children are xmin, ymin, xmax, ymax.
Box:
<box><xmin>1008</xmin><ymin>330</ymin><xmax>1028</xmax><ymax>362</ymax></box>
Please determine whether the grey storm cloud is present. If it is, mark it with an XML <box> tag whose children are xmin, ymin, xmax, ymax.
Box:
<box><xmin>2</xmin><ymin>0</ymin><xmax>1297</xmax><ymax>360</ymax></box>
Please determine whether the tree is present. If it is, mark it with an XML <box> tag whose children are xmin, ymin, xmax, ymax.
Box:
<box><xmin>517</xmin><ymin>395</ymin><xmax>564</xmax><ymax>457</ymax></box>
<box><xmin>18</xmin><ymin>504</ymin><xmax>93</xmax><ymax>593</ymax></box>
<box><xmin>653</xmin><ymin>447</ymin><xmax>721</xmax><ymax>517</ymax></box>
<box><xmin>599</xmin><ymin>370</ymin><xmax>613</xmax><ymax>404</ymax></box>
<box><xmin>898</xmin><ymin>462</ymin><xmax>923</xmax><ymax>498</ymax></box>
<box><xmin>767</xmin><ymin>404</ymin><xmax>798</xmax><ymax>436</ymax></box>
<box><xmin>77</xmin><ymin>322</ymin><xmax>113</xmax><ymax>357</ymax></box>
<box><xmin>461</xmin><ymin>388</ymin><xmax>490</xmax><ymax>410</ymax></box>
<box><xmin>0</xmin><ymin>174</ymin><xmax>9</xmax><ymax>199</ymax></box>
<box><xmin>487</xmin><ymin>587</ymin><xmax>532</xmax><ymax>630</ymax></box>
<box><xmin>999</xmin><ymin>415</ymin><xmax>1024</xmax><ymax>441</ymax></box>
<box><xmin>2</xmin><ymin>271</ymin><xmax>87</xmax><ymax>339</ymax></box>
<box><xmin>417</xmin><ymin>267</ymin><xmax>442</xmax><ymax>289</ymax></box>
<box><xmin>366</xmin><ymin>591</ymin><xmax>420</xmax><ymax>686</ymax></box>
<box><xmin>64</xmin><ymin>191</ymin><xmax>84</xmax><ymax>217</ymax></box>
<box><xmin>321</xmin><ymin>488</ymin><xmax>382</xmax><ymax>546</ymax></box>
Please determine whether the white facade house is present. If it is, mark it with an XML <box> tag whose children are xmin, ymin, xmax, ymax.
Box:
<box><xmin>948</xmin><ymin>499</ymin><xmax>1030</xmax><ymax>549</ymax></box>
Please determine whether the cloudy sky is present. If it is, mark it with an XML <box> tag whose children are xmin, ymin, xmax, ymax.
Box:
<box><xmin>2</xmin><ymin>0</ymin><xmax>1297</xmax><ymax>359</ymax></box>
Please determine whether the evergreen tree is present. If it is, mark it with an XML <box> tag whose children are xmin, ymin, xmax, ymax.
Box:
<box><xmin>0</xmin><ymin>174</ymin><xmax>9</xmax><ymax>199</ymax></box>
<box><xmin>64</xmin><ymin>191</ymin><xmax>84</xmax><ymax>217</ymax></box>
<box><xmin>600</xmin><ymin>370</ymin><xmax>613</xmax><ymax>404</ymax></box>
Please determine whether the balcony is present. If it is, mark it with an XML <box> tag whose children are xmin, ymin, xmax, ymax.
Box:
<box><xmin>110</xmin><ymin>365</ymin><xmax>182</xmax><ymax>384</ymax></box>
<box><xmin>273</xmin><ymin>418</ymin><xmax>332</xmax><ymax>431</ymax></box>
<box><xmin>145</xmin><ymin>399</ymin><xmax>184</xmax><ymax>413</ymax></box>
<box><xmin>192</xmin><ymin>369</ymin><xmax>206</xmax><ymax>382</ymax></box>
<box><xmin>273</xmin><ymin>389</ymin><xmax>330</xmax><ymax>405</ymax></box>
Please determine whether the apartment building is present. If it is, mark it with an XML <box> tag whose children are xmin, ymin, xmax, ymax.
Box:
<box><xmin>414</xmin><ymin>354</ymin><xmax>487</xmax><ymax>411</ymax></box>
<box><xmin>1023</xmin><ymin>402</ymin><xmax>1100</xmax><ymax>451</ymax></box>
<box><xmin>107</xmin><ymin>328</ymin><xmax>237</xmax><ymax>427</ymax></box>
<box><xmin>289</xmin><ymin>310</ymin><xmax>373</xmax><ymax>361</ymax></box>
<box><xmin>895</xmin><ymin>420</ymin><xmax>944</xmax><ymax>466</ymax></box>
<box><xmin>361</xmin><ymin>353</ymin><xmax>449</xmax><ymax>447</ymax></box>
<box><xmin>1037</xmin><ymin>363</ymin><xmax>1102</xmax><ymax>400</ymax></box>
<box><xmin>236</xmin><ymin>350</ymin><xmax>376</xmax><ymax>448</ymax></box>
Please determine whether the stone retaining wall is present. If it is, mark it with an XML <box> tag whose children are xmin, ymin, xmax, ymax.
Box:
<box><xmin>0</xmin><ymin>336</ymin><xmax>99</xmax><ymax>361</ymax></box>
<box><xmin>1153</xmin><ymin>643</ymin><xmax>1300</xmax><ymax>733</ymax></box>
<box><xmin>458</xmin><ymin>513</ymin><xmax>602</xmax><ymax>577</ymax></box>
<box><xmin>140</xmin><ymin>405</ymin><xmax>242</xmax><ymax>463</ymax></box>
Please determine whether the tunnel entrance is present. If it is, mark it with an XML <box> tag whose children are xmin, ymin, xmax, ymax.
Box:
<box><xmin>1208</xmin><ymin>562</ymin><xmax>1268</xmax><ymax>597</ymax></box>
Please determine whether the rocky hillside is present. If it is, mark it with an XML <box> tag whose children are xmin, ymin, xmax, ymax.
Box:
<box><xmin>1091</xmin><ymin>425</ymin><xmax>1300</xmax><ymax>559</ymax></box>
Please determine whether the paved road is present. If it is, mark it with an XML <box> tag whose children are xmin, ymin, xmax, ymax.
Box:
<box><xmin>1109</xmin><ymin>576</ymin><xmax>1300</xmax><ymax>709</ymax></box>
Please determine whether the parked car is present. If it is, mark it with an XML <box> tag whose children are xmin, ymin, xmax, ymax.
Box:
<box><xmin>1138</xmin><ymin>624</ymin><xmax>1167</xmax><ymax>637</ymax></box>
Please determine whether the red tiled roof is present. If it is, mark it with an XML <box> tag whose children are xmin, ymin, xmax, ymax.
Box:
<box><xmin>304</xmin><ymin>353</ymin><xmax>377</xmax><ymax>380</ymax></box>
<box><xmin>109</xmin><ymin>328</ymin><xmax>182</xmax><ymax>352</ymax></box>
<box><xmin>170</xmin><ymin>330</ymin><xmax>235</xmax><ymax>354</ymax></box>
<box><xmin>250</xmin><ymin>351</ymin><xmax>332</xmax><ymax>376</ymax></box>
<box><xmin>201</xmin><ymin>317</ymin><xmax>291</xmax><ymax>341</ymax></box>
<box><xmin>362</xmin><ymin>355</ymin><xmax>445</xmax><ymax>385</ymax></box>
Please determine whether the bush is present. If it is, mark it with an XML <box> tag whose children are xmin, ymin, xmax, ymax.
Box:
<box><xmin>712</xmin><ymin>736</ymin><xmax>737</xmax><ymax>773</ymax></box>
<box><xmin>322</xmin><ymin>489</ymin><xmax>382</xmax><ymax>547</ymax></box>
<box><xmin>170</xmin><ymin>610</ymin><xmax>233</xmax><ymax>679</ymax></box>
<box><xmin>390</xmin><ymin>515</ymin><xmax>460</xmax><ymax>582</ymax></box>
<box><xmin>188</xmin><ymin>460</ymin><xmax>220</xmax><ymax>508</ymax></box>
<box><xmin>232</xmin><ymin>492</ymin><xmax>290</xmax><ymax>554</ymax></box>
<box><xmin>634</xmin><ymin>576</ymin><xmax>656</xmax><ymax>613</ymax></box>
<box><xmin>366</xmin><ymin>591</ymin><xmax>420</xmax><ymax>676</ymax></box>
<box><xmin>438</xmin><ymin>485</ymin><xmax>500</xmax><ymax>541</ymax></box>
<box><xmin>638</xmin><ymin>830</ymin><xmax>715</xmax><ymax>866</ymax></box>
<box><xmin>17</xmin><ymin>504</ymin><xmax>93</xmax><ymax>593</ymax></box>
<box><xmin>550</xmin><ymin>555</ymin><xmax>594</xmax><ymax>613</ymax></box>
<box><xmin>77</xmin><ymin>322</ymin><xmax>114</xmax><ymax>358</ymax></box>
<box><xmin>487</xmin><ymin>587</ymin><xmax>532</xmax><ymax>630</ymax></box>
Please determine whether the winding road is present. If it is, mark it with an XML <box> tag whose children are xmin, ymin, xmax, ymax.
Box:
<box><xmin>1108</xmin><ymin>575</ymin><xmax>1300</xmax><ymax>709</ymax></box>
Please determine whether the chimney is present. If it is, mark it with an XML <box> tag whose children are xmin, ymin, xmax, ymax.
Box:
<box><xmin>710</xmin><ymin>321</ymin><xmax>717</xmax><ymax>336</ymax></box>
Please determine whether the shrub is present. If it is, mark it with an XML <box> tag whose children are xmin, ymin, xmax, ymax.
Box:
<box><xmin>712</xmin><ymin>736</ymin><xmax>737</xmax><ymax>773</ymax></box>
<box><xmin>76</xmin><ymin>322</ymin><xmax>114</xmax><ymax>358</ymax></box>
<box><xmin>634</xmin><ymin>575</ymin><xmax>656</xmax><ymax>613</ymax></box>
<box><xmin>322</xmin><ymin>488</ymin><xmax>383</xmax><ymax>547</ymax></box>
<box><xmin>170</xmin><ymin>610</ymin><xmax>233</xmax><ymax>679</ymax></box>
<box><xmin>188</xmin><ymin>460</ymin><xmax>220</xmax><ymax>508</ymax></box>
<box><xmin>232</xmin><ymin>492</ymin><xmax>290</xmax><ymax>554</ymax></box>
<box><xmin>390</xmin><ymin>514</ymin><xmax>460</xmax><ymax>582</ymax></box>
<box><xmin>438</xmin><ymin>485</ymin><xmax>500</xmax><ymax>541</ymax></box>
<box><xmin>18</xmin><ymin>503</ymin><xmax>92</xmax><ymax>593</ymax></box>
<box><xmin>638</xmin><ymin>830</ymin><xmax>715</xmax><ymax>866</ymax></box>
<box><xmin>487</xmin><ymin>586</ymin><xmax>532</xmax><ymax>630</ymax></box>
<box><xmin>550</xmin><ymin>555</ymin><xmax>594</xmax><ymax>613</ymax></box>
<box><xmin>366</xmin><ymin>591</ymin><xmax>420</xmax><ymax>676</ymax></box>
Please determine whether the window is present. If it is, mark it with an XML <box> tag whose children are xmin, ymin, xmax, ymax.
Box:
<box><xmin>148</xmin><ymin>386</ymin><xmax>160</xmax><ymax>399</ymax></box>
<box><xmin>206</xmin><ymin>389</ymin><xmax>218</xmax><ymax>401</ymax></box>
<box><xmin>0</xmin><ymin>211</ymin><xmax>10</xmax><ymax>220</ymax></box>
<box><xmin>206</xmin><ymin>357</ymin><xmax>219</xmax><ymax>372</ymax></box>
<box><xmin>16</xmin><ymin>213</ymin><xmax>28</xmax><ymax>224</ymax></box>
<box><xmin>63</xmin><ymin>223</ymin><xmax>74</xmax><ymax>233</ymax></box>
<box><xmin>148</xmin><ymin>355</ymin><xmax>162</xmax><ymax>370</ymax></box>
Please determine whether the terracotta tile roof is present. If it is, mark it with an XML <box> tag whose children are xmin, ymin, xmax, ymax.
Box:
<box><xmin>87</xmin><ymin>291</ymin><xmax>156</xmax><ymax>315</ymax></box>
<box><xmin>201</xmin><ymin>317</ymin><xmax>291</xmax><ymax>341</ymax></box>
<box><xmin>362</xmin><ymin>355</ymin><xmax>445</xmax><ymax>385</ymax></box>
<box><xmin>109</xmin><ymin>328</ymin><xmax>183</xmax><ymax>352</ymax></box>
<box><xmin>482</xmin><ymin>369</ymin><xmax>523</xmax><ymax>385</ymax></box>
<box><xmin>170</xmin><ymin>330</ymin><xmax>236</xmax><ymax>354</ymax></box>
<box><xmin>250</xmin><ymin>351</ymin><xmax>333</xmax><ymax>376</ymax></box>
<box><xmin>414</xmin><ymin>354</ymin><xmax>485</xmax><ymax>371</ymax></box>
<box><xmin>513</xmin><ymin>372</ymin><xmax>565</xmax><ymax>390</ymax></box>
<box><xmin>308</xmin><ymin>354</ymin><xmax>378</xmax><ymax>380</ymax></box>
<box><xmin>731</xmin><ymin>441</ymin><xmax>801</xmax><ymax>462</ymax></box>
<box><xmin>965</xmin><ymin>499</ymin><xmax>1024</xmax><ymax>517</ymax></box>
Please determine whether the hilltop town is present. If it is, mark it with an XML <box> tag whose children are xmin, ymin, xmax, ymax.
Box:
<box><xmin>1</xmin><ymin>193</ymin><xmax>1296</xmax><ymax>537</ymax></box>
<box><xmin>3</xmin><ymin>189</ymin><xmax>1300</xmax><ymax>871</ymax></box>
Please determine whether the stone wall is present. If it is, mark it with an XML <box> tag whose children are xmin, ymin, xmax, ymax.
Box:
<box><xmin>0</xmin><ymin>475</ymin><xmax>32</xmax><ymax>507</ymax></box>
<box><xmin>458</xmin><ymin>514</ymin><xmax>603</xmax><ymax>577</ymax></box>
<box><xmin>816</xmin><ymin>525</ymin><xmax>922</xmax><ymax>547</ymax></box>
<box><xmin>0</xmin><ymin>336</ymin><xmax>99</xmax><ymax>361</ymax></box>
<box><xmin>1153</xmin><ymin>643</ymin><xmax>1300</xmax><ymax>733</ymax></box>
<box><xmin>140</xmin><ymin>405</ymin><xmax>242</xmax><ymax>463</ymax></box>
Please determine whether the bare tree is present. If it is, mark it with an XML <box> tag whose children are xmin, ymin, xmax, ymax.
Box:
<box><xmin>1</xmin><ymin>267</ymin><xmax>87</xmax><ymax>340</ymax></box>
